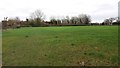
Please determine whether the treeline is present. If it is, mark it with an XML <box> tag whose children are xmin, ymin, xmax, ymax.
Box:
<box><xmin>1</xmin><ymin>9</ymin><xmax>120</xmax><ymax>29</ymax></box>
<box><xmin>48</xmin><ymin>14</ymin><xmax>91</xmax><ymax>26</ymax></box>
<box><xmin>2</xmin><ymin>9</ymin><xmax>91</xmax><ymax>29</ymax></box>
<box><xmin>91</xmin><ymin>17</ymin><xmax>120</xmax><ymax>26</ymax></box>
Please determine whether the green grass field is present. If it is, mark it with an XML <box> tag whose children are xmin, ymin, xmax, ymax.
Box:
<box><xmin>2</xmin><ymin>26</ymin><xmax>119</xmax><ymax>66</ymax></box>
<box><xmin>0</xmin><ymin>29</ymin><xmax>2</xmax><ymax>66</ymax></box>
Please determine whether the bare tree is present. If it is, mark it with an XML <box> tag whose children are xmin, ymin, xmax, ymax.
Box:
<box><xmin>70</xmin><ymin>16</ymin><xmax>78</xmax><ymax>24</ymax></box>
<box><xmin>50</xmin><ymin>16</ymin><xmax>57</xmax><ymax>24</ymax></box>
<box><xmin>78</xmin><ymin>14</ymin><xmax>91</xmax><ymax>24</ymax></box>
<box><xmin>30</xmin><ymin>9</ymin><xmax>45</xmax><ymax>19</ymax></box>
<box><xmin>65</xmin><ymin>16</ymin><xmax>70</xmax><ymax>24</ymax></box>
<box><xmin>103</xmin><ymin>19</ymin><xmax>110</xmax><ymax>25</ymax></box>
<box><xmin>29</xmin><ymin>9</ymin><xmax>46</xmax><ymax>26</ymax></box>
<box><xmin>30</xmin><ymin>9</ymin><xmax>45</xmax><ymax>23</ymax></box>
<box><xmin>103</xmin><ymin>18</ymin><xmax>115</xmax><ymax>25</ymax></box>
<box><xmin>7</xmin><ymin>17</ymin><xmax>21</xmax><ymax>28</ymax></box>
<box><xmin>109</xmin><ymin>18</ymin><xmax>115</xmax><ymax>25</ymax></box>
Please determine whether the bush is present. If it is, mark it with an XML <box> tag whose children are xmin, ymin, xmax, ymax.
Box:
<box><xmin>112</xmin><ymin>22</ymin><xmax>120</xmax><ymax>25</ymax></box>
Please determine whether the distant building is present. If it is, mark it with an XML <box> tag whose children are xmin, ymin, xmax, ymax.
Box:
<box><xmin>118</xmin><ymin>1</ymin><xmax>120</xmax><ymax>20</ymax></box>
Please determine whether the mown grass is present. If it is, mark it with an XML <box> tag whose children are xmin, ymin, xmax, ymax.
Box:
<box><xmin>2</xmin><ymin>26</ymin><xmax>118</xmax><ymax>66</ymax></box>
<box><xmin>0</xmin><ymin>29</ymin><xmax>2</xmax><ymax>66</ymax></box>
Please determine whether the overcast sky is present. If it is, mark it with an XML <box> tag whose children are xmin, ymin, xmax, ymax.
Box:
<box><xmin>0</xmin><ymin>0</ymin><xmax>119</xmax><ymax>23</ymax></box>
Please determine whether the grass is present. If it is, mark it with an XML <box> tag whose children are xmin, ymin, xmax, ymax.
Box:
<box><xmin>2</xmin><ymin>26</ymin><xmax>118</xmax><ymax>66</ymax></box>
<box><xmin>0</xmin><ymin>29</ymin><xmax>2</xmax><ymax>66</ymax></box>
